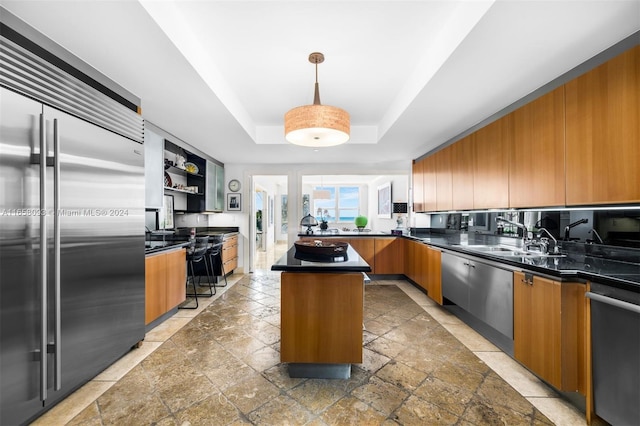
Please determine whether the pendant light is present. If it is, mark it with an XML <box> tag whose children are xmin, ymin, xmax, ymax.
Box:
<box><xmin>284</xmin><ymin>52</ymin><xmax>350</xmax><ymax>147</ymax></box>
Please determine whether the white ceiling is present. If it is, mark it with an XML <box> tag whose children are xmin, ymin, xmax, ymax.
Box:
<box><xmin>2</xmin><ymin>0</ymin><xmax>639</xmax><ymax>167</ymax></box>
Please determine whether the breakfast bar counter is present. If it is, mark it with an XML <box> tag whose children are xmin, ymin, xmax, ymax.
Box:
<box><xmin>272</xmin><ymin>243</ymin><xmax>371</xmax><ymax>379</ymax></box>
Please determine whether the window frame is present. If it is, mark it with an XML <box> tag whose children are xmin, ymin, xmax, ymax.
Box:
<box><xmin>313</xmin><ymin>185</ymin><xmax>361</xmax><ymax>223</ymax></box>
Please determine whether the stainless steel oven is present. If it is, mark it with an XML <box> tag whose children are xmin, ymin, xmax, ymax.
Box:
<box><xmin>586</xmin><ymin>282</ymin><xmax>640</xmax><ymax>426</ymax></box>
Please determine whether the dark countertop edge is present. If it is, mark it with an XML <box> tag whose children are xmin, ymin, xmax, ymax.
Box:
<box><xmin>271</xmin><ymin>265</ymin><xmax>372</xmax><ymax>272</ymax></box>
<box><xmin>295</xmin><ymin>233</ymin><xmax>638</xmax><ymax>291</ymax></box>
<box><xmin>271</xmin><ymin>244</ymin><xmax>371</xmax><ymax>272</ymax></box>
<box><xmin>145</xmin><ymin>241</ymin><xmax>190</xmax><ymax>255</ymax></box>
<box><xmin>406</xmin><ymin>236</ymin><xmax>640</xmax><ymax>293</ymax></box>
<box><xmin>177</xmin><ymin>226</ymin><xmax>239</xmax><ymax>235</ymax></box>
<box><xmin>297</xmin><ymin>232</ymin><xmax>397</xmax><ymax>238</ymax></box>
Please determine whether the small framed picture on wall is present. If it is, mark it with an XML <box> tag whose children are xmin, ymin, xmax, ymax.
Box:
<box><xmin>227</xmin><ymin>193</ymin><xmax>241</xmax><ymax>211</ymax></box>
<box><xmin>377</xmin><ymin>182</ymin><xmax>392</xmax><ymax>218</ymax></box>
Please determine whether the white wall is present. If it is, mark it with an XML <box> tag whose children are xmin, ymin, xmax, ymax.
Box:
<box><xmin>369</xmin><ymin>175</ymin><xmax>409</xmax><ymax>233</ymax></box>
<box><xmin>204</xmin><ymin>161</ymin><xmax>412</xmax><ymax>272</ymax></box>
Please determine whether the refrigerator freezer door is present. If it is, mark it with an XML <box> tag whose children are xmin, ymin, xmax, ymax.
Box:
<box><xmin>41</xmin><ymin>105</ymin><xmax>146</xmax><ymax>409</ymax></box>
<box><xmin>0</xmin><ymin>88</ymin><xmax>46</xmax><ymax>424</ymax></box>
<box><xmin>0</xmin><ymin>87</ymin><xmax>146</xmax><ymax>425</ymax></box>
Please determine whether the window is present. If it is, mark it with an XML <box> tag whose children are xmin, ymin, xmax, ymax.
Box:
<box><xmin>313</xmin><ymin>186</ymin><xmax>360</xmax><ymax>223</ymax></box>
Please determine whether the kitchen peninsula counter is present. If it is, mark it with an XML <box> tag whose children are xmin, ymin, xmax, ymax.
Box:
<box><xmin>272</xmin><ymin>244</ymin><xmax>371</xmax><ymax>379</ymax></box>
<box><xmin>271</xmin><ymin>244</ymin><xmax>371</xmax><ymax>272</ymax></box>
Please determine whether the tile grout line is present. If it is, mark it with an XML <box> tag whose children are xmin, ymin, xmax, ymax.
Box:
<box><xmin>395</xmin><ymin>282</ymin><xmax>586</xmax><ymax>425</ymax></box>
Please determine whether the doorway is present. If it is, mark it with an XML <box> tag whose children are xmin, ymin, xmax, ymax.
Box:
<box><xmin>251</xmin><ymin>175</ymin><xmax>288</xmax><ymax>271</ymax></box>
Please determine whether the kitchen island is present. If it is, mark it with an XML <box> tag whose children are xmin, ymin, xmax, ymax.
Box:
<box><xmin>272</xmin><ymin>243</ymin><xmax>371</xmax><ymax>379</ymax></box>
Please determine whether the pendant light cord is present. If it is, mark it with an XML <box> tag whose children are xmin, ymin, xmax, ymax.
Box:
<box><xmin>313</xmin><ymin>57</ymin><xmax>321</xmax><ymax>105</ymax></box>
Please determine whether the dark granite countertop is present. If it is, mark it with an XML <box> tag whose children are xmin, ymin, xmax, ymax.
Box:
<box><xmin>145</xmin><ymin>226</ymin><xmax>238</xmax><ymax>255</ymax></box>
<box><xmin>145</xmin><ymin>241</ymin><xmax>190</xmax><ymax>255</ymax></box>
<box><xmin>293</xmin><ymin>231</ymin><xmax>640</xmax><ymax>291</ymax></box>
<box><xmin>272</xmin><ymin>244</ymin><xmax>371</xmax><ymax>273</ymax></box>
<box><xmin>298</xmin><ymin>230</ymin><xmax>397</xmax><ymax>237</ymax></box>
<box><xmin>406</xmin><ymin>233</ymin><xmax>640</xmax><ymax>292</ymax></box>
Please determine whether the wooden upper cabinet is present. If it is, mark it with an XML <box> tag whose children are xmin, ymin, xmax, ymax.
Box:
<box><xmin>510</xmin><ymin>87</ymin><xmax>566</xmax><ymax>208</ymax></box>
<box><xmin>412</xmin><ymin>159</ymin><xmax>424</xmax><ymax>213</ymax></box>
<box><xmin>473</xmin><ymin>116</ymin><xmax>511</xmax><ymax>209</ymax></box>
<box><xmin>565</xmin><ymin>46</ymin><xmax>640</xmax><ymax>205</ymax></box>
<box><xmin>450</xmin><ymin>135</ymin><xmax>474</xmax><ymax>210</ymax></box>
<box><xmin>435</xmin><ymin>146</ymin><xmax>453</xmax><ymax>211</ymax></box>
<box><xmin>423</xmin><ymin>154</ymin><xmax>438</xmax><ymax>212</ymax></box>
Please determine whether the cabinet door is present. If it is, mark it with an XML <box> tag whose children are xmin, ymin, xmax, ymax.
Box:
<box><xmin>423</xmin><ymin>155</ymin><xmax>438</xmax><ymax>212</ymax></box>
<box><xmin>514</xmin><ymin>272</ymin><xmax>561</xmax><ymax>389</ymax></box>
<box><xmin>144</xmin><ymin>127</ymin><xmax>164</xmax><ymax>209</ymax></box>
<box><xmin>435</xmin><ymin>146</ymin><xmax>453</xmax><ymax>211</ymax></box>
<box><xmin>347</xmin><ymin>238</ymin><xmax>375</xmax><ymax>271</ymax></box>
<box><xmin>145</xmin><ymin>253</ymin><xmax>167</xmax><ymax>325</ymax></box>
<box><xmin>404</xmin><ymin>239</ymin><xmax>417</xmax><ymax>284</ymax></box>
<box><xmin>373</xmin><ymin>238</ymin><xmax>403</xmax><ymax>274</ymax></box>
<box><xmin>451</xmin><ymin>135</ymin><xmax>474</xmax><ymax>210</ymax></box>
<box><xmin>165</xmin><ymin>249</ymin><xmax>186</xmax><ymax>311</ymax></box>
<box><xmin>473</xmin><ymin>116</ymin><xmax>511</xmax><ymax>209</ymax></box>
<box><xmin>412</xmin><ymin>242</ymin><xmax>429</xmax><ymax>293</ymax></box>
<box><xmin>510</xmin><ymin>86</ymin><xmax>566</xmax><ymax>208</ymax></box>
<box><xmin>425</xmin><ymin>246</ymin><xmax>442</xmax><ymax>305</ymax></box>
<box><xmin>565</xmin><ymin>46</ymin><xmax>640</xmax><ymax>205</ymax></box>
<box><xmin>215</xmin><ymin>164</ymin><xmax>225</xmax><ymax>211</ymax></box>
<box><xmin>412</xmin><ymin>159</ymin><xmax>425</xmax><ymax>213</ymax></box>
<box><xmin>204</xmin><ymin>160</ymin><xmax>222</xmax><ymax>212</ymax></box>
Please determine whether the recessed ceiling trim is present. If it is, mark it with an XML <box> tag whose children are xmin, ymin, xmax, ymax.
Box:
<box><xmin>140</xmin><ymin>0</ymin><xmax>256</xmax><ymax>140</ymax></box>
<box><xmin>377</xmin><ymin>0</ymin><xmax>495</xmax><ymax>141</ymax></box>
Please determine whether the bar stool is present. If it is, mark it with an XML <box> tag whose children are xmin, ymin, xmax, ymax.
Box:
<box><xmin>208</xmin><ymin>242</ymin><xmax>228</xmax><ymax>287</ymax></box>
<box><xmin>180</xmin><ymin>236</ymin><xmax>214</xmax><ymax>309</ymax></box>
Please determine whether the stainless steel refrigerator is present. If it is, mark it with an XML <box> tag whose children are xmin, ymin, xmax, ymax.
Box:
<box><xmin>0</xmin><ymin>86</ymin><xmax>146</xmax><ymax>425</ymax></box>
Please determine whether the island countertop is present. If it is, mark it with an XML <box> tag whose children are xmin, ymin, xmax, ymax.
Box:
<box><xmin>271</xmin><ymin>244</ymin><xmax>371</xmax><ymax>273</ymax></box>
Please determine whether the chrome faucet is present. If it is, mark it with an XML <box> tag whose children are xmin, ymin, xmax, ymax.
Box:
<box><xmin>537</xmin><ymin>228</ymin><xmax>559</xmax><ymax>254</ymax></box>
<box><xmin>496</xmin><ymin>216</ymin><xmax>528</xmax><ymax>246</ymax></box>
<box><xmin>589</xmin><ymin>228</ymin><xmax>604</xmax><ymax>244</ymax></box>
<box><xmin>564</xmin><ymin>218</ymin><xmax>588</xmax><ymax>241</ymax></box>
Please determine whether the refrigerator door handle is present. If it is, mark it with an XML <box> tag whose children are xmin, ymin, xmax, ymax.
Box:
<box><xmin>39</xmin><ymin>113</ymin><xmax>48</xmax><ymax>402</ymax></box>
<box><xmin>53</xmin><ymin>118</ymin><xmax>61</xmax><ymax>391</ymax></box>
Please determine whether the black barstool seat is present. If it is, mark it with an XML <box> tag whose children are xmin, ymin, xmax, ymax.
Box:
<box><xmin>208</xmin><ymin>242</ymin><xmax>228</xmax><ymax>288</ymax></box>
<box><xmin>180</xmin><ymin>236</ymin><xmax>214</xmax><ymax>309</ymax></box>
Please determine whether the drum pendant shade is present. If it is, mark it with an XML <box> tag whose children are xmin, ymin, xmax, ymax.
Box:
<box><xmin>285</xmin><ymin>52</ymin><xmax>350</xmax><ymax>147</ymax></box>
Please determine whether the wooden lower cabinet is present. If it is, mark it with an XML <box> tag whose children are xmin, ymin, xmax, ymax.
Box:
<box><xmin>222</xmin><ymin>233</ymin><xmax>239</xmax><ymax>273</ymax></box>
<box><xmin>513</xmin><ymin>271</ymin><xmax>586</xmax><ymax>393</ymax></box>
<box><xmin>374</xmin><ymin>237</ymin><xmax>404</xmax><ymax>274</ymax></box>
<box><xmin>402</xmin><ymin>240</ymin><xmax>442</xmax><ymax>305</ymax></box>
<box><xmin>280</xmin><ymin>272</ymin><xmax>363</xmax><ymax>363</ymax></box>
<box><xmin>425</xmin><ymin>246</ymin><xmax>442</xmax><ymax>305</ymax></box>
<box><xmin>145</xmin><ymin>248</ymin><xmax>186</xmax><ymax>325</ymax></box>
<box><xmin>346</xmin><ymin>238</ymin><xmax>375</xmax><ymax>271</ymax></box>
<box><xmin>404</xmin><ymin>239</ymin><xmax>418</xmax><ymax>284</ymax></box>
<box><xmin>298</xmin><ymin>236</ymin><xmax>404</xmax><ymax>274</ymax></box>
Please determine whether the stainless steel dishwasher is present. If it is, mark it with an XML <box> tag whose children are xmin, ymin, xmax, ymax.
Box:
<box><xmin>586</xmin><ymin>282</ymin><xmax>640</xmax><ymax>426</ymax></box>
<box><xmin>442</xmin><ymin>252</ymin><xmax>513</xmax><ymax>354</ymax></box>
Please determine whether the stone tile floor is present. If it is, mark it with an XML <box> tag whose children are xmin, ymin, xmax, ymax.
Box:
<box><xmin>33</xmin><ymin>271</ymin><xmax>586</xmax><ymax>425</ymax></box>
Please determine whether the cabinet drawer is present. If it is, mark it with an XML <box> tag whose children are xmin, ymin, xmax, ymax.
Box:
<box><xmin>222</xmin><ymin>244</ymin><xmax>238</xmax><ymax>262</ymax></box>
<box><xmin>223</xmin><ymin>234</ymin><xmax>238</xmax><ymax>245</ymax></box>
<box><xmin>223</xmin><ymin>258</ymin><xmax>238</xmax><ymax>272</ymax></box>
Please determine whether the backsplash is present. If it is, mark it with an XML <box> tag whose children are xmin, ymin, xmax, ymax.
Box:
<box><xmin>420</xmin><ymin>208</ymin><xmax>640</xmax><ymax>249</ymax></box>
